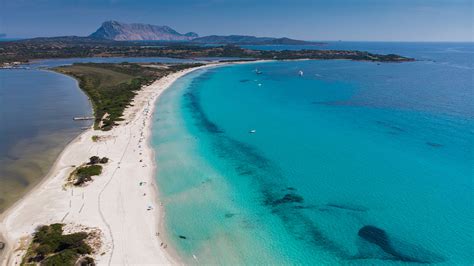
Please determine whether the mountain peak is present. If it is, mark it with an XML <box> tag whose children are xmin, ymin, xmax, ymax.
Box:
<box><xmin>90</xmin><ymin>21</ymin><xmax>198</xmax><ymax>41</ymax></box>
<box><xmin>184</xmin><ymin>32</ymin><xmax>199</xmax><ymax>38</ymax></box>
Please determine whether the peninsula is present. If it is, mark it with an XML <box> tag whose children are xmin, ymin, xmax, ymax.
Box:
<box><xmin>0</xmin><ymin>61</ymin><xmax>222</xmax><ymax>265</ymax></box>
<box><xmin>53</xmin><ymin>62</ymin><xmax>203</xmax><ymax>130</ymax></box>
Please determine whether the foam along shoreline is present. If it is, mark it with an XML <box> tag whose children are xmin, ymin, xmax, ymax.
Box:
<box><xmin>0</xmin><ymin>62</ymin><xmax>235</xmax><ymax>265</ymax></box>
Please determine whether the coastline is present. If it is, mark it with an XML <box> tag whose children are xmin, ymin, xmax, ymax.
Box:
<box><xmin>0</xmin><ymin>62</ymin><xmax>234</xmax><ymax>265</ymax></box>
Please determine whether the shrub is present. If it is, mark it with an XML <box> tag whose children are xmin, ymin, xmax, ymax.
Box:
<box><xmin>88</xmin><ymin>156</ymin><xmax>100</xmax><ymax>165</ymax></box>
<box><xmin>76</xmin><ymin>165</ymin><xmax>102</xmax><ymax>178</ymax></box>
<box><xmin>78</xmin><ymin>256</ymin><xmax>96</xmax><ymax>266</ymax></box>
<box><xmin>23</xmin><ymin>224</ymin><xmax>94</xmax><ymax>266</ymax></box>
<box><xmin>73</xmin><ymin>165</ymin><xmax>102</xmax><ymax>186</ymax></box>
<box><xmin>42</xmin><ymin>249</ymin><xmax>79</xmax><ymax>266</ymax></box>
<box><xmin>74</xmin><ymin>175</ymin><xmax>92</xmax><ymax>186</ymax></box>
<box><xmin>36</xmin><ymin>244</ymin><xmax>52</xmax><ymax>256</ymax></box>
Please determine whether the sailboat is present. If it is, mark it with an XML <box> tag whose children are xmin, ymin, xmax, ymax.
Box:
<box><xmin>298</xmin><ymin>70</ymin><xmax>304</xmax><ymax>76</ymax></box>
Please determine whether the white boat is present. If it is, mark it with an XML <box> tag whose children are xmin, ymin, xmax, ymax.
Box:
<box><xmin>249</xmin><ymin>129</ymin><xmax>256</xmax><ymax>134</ymax></box>
<box><xmin>298</xmin><ymin>70</ymin><xmax>304</xmax><ymax>76</ymax></box>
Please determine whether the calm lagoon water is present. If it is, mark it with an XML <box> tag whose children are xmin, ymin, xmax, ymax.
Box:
<box><xmin>152</xmin><ymin>43</ymin><xmax>473</xmax><ymax>264</ymax></box>
<box><xmin>0</xmin><ymin>69</ymin><xmax>91</xmax><ymax>212</ymax></box>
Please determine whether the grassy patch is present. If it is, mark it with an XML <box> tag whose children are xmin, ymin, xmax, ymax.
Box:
<box><xmin>68</xmin><ymin>156</ymin><xmax>109</xmax><ymax>186</ymax></box>
<box><xmin>91</xmin><ymin>135</ymin><xmax>99</xmax><ymax>142</ymax></box>
<box><xmin>54</xmin><ymin>63</ymin><xmax>203</xmax><ymax>131</ymax></box>
<box><xmin>76</xmin><ymin>165</ymin><xmax>102</xmax><ymax>177</ymax></box>
<box><xmin>21</xmin><ymin>224</ymin><xmax>93</xmax><ymax>266</ymax></box>
<box><xmin>75</xmin><ymin>165</ymin><xmax>102</xmax><ymax>186</ymax></box>
<box><xmin>70</xmin><ymin>164</ymin><xmax>103</xmax><ymax>186</ymax></box>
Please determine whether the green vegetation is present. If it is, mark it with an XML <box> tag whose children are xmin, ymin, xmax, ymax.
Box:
<box><xmin>71</xmin><ymin>164</ymin><xmax>103</xmax><ymax>186</ymax></box>
<box><xmin>54</xmin><ymin>62</ymin><xmax>202</xmax><ymax>130</ymax></box>
<box><xmin>54</xmin><ymin>63</ymin><xmax>153</xmax><ymax>130</ymax></box>
<box><xmin>91</xmin><ymin>135</ymin><xmax>99</xmax><ymax>142</ymax></box>
<box><xmin>69</xmin><ymin>156</ymin><xmax>110</xmax><ymax>186</ymax></box>
<box><xmin>22</xmin><ymin>223</ymin><xmax>93</xmax><ymax>266</ymax></box>
<box><xmin>87</xmin><ymin>156</ymin><xmax>108</xmax><ymax>165</ymax></box>
<box><xmin>76</xmin><ymin>165</ymin><xmax>102</xmax><ymax>177</ymax></box>
<box><xmin>0</xmin><ymin>37</ymin><xmax>414</xmax><ymax>65</ymax></box>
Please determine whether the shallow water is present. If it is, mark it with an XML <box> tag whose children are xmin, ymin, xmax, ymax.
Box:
<box><xmin>152</xmin><ymin>43</ymin><xmax>473</xmax><ymax>264</ymax></box>
<box><xmin>0</xmin><ymin>69</ymin><xmax>92</xmax><ymax>212</ymax></box>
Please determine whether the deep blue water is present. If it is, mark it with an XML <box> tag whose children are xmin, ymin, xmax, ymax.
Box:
<box><xmin>243</xmin><ymin>41</ymin><xmax>474</xmax><ymax>71</ymax></box>
<box><xmin>152</xmin><ymin>42</ymin><xmax>473</xmax><ymax>264</ymax></box>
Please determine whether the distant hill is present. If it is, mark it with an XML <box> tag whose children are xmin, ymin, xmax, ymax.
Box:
<box><xmin>191</xmin><ymin>35</ymin><xmax>323</xmax><ymax>45</ymax></box>
<box><xmin>0</xmin><ymin>33</ymin><xmax>6</xmax><ymax>38</ymax></box>
<box><xmin>90</xmin><ymin>21</ymin><xmax>198</xmax><ymax>41</ymax></box>
<box><xmin>88</xmin><ymin>21</ymin><xmax>320</xmax><ymax>45</ymax></box>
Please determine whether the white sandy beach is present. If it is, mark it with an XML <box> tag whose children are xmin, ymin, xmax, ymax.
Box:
<box><xmin>0</xmin><ymin>63</ymin><xmax>219</xmax><ymax>265</ymax></box>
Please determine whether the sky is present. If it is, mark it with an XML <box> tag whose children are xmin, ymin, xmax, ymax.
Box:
<box><xmin>0</xmin><ymin>0</ymin><xmax>472</xmax><ymax>41</ymax></box>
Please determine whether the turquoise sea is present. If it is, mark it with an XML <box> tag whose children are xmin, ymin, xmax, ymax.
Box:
<box><xmin>152</xmin><ymin>43</ymin><xmax>473</xmax><ymax>264</ymax></box>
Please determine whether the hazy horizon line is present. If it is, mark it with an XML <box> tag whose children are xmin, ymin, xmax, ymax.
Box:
<box><xmin>1</xmin><ymin>35</ymin><xmax>473</xmax><ymax>43</ymax></box>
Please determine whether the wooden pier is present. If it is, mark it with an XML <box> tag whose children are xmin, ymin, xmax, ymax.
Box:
<box><xmin>73</xmin><ymin>116</ymin><xmax>94</xmax><ymax>121</ymax></box>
